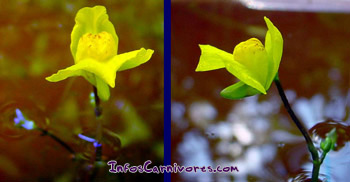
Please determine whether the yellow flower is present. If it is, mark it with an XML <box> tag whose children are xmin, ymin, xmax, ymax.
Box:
<box><xmin>196</xmin><ymin>17</ymin><xmax>283</xmax><ymax>99</ymax></box>
<box><xmin>46</xmin><ymin>6</ymin><xmax>154</xmax><ymax>101</ymax></box>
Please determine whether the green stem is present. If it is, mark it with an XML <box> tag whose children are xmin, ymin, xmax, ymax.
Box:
<box><xmin>93</xmin><ymin>86</ymin><xmax>102</xmax><ymax>162</ymax></box>
<box><xmin>274</xmin><ymin>79</ymin><xmax>320</xmax><ymax>182</ymax></box>
<box><xmin>37</xmin><ymin>128</ymin><xmax>75</xmax><ymax>155</ymax></box>
<box><xmin>319</xmin><ymin>151</ymin><xmax>327</xmax><ymax>166</ymax></box>
<box><xmin>312</xmin><ymin>161</ymin><xmax>321</xmax><ymax>182</ymax></box>
<box><xmin>89</xmin><ymin>86</ymin><xmax>103</xmax><ymax>181</ymax></box>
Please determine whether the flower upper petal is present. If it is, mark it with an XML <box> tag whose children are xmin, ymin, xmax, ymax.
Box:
<box><xmin>71</xmin><ymin>6</ymin><xmax>119</xmax><ymax>61</ymax></box>
<box><xmin>220</xmin><ymin>81</ymin><xmax>260</xmax><ymax>99</ymax></box>
<box><xmin>264</xmin><ymin>16</ymin><xmax>283</xmax><ymax>88</ymax></box>
<box><xmin>233</xmin><ymin>38</ymin><xmax>269</xmax><ymax>87</ymax></box>
<box><xmin>196</xmin><ymin>45</ymin><xmax>228</xmax><ymax>71</ymax></box>
<box><xmin>118</xmin><ymin>48</ymin><xmax>154</xmax><ymax>71</ymax></box>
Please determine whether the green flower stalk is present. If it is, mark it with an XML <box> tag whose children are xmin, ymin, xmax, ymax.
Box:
<box><xmin>46</xmin><ymin>6</ymin><xmax>154</xmax><ymax>101</ymax></box>
<box><xmin>196</xmin><ymin>16</ymin><xmax>283</xmax><ymax>99</ymax></box>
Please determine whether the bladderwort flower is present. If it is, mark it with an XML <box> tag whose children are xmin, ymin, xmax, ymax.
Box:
<box><xmin>196</xmin><ymin>17</ymin><xmax>283</xmax><ymax>99</ymax></box>
<box><xmin>46</xmin><ymin>6</ymin><xmax>154</xmax><ymax>101</ymax></box>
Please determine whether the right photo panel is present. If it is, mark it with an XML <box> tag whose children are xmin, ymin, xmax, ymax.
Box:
<box><xmin>171</xmin><ymin>1</ymin><xmax>350</xmax><ymax>182</ymax></box>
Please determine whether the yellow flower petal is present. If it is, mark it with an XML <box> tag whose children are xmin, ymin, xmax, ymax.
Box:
<box><xmin>223</xmin><ymin>59</ymin><xmax>267</xmax><ymax>94</ymax></box>
<box><xmin>96</xmin><ymin>76</ymin><xmax>110</xmax><ymax>101</ymax></box>
<box><xmin>47</xmin><ymin>6</ymin><xmax>153</xmax><ymax>101</ymax></box>
<box><xmin>46</xmin><ymin>58</ymin><xmax>118</xmax><ymax>88</ymax></box>
<box><xmin>197</xmin><ymin>44</ymin><xmax>267</xmax><ymax>94</ymax></box>
<box><xmin>71</xmin><ymin>6</ymin><xmax>119</xmax><ymax>61</ymax></box>
<box><xmin>196</xmin><ymin>16</ymin><xmax>283</xmax><ymax>100</ymax></box>
<box><xmin>46</xmin><ymin>69</ymin><xmax>84</xmax><ymax>82</ymax></box>
<box><xmin>76</xmin><ymin>31</ymin><xmax>117</xmax><ymax>62</ymax></box>
<box><xmin>233</xmin><ymin>38</ymin><xmax>269</xmax><ymax>87</ymax></box>
<box><xmin>196</xmin><ymin>45</ymin><xmax>228</xmax><ymax>71</ymax></box>
<box><xmin>264</xmin><ymin>16</ymin><xmax>283</xmax><ymax>87</ymax></box>
<box><xmin>118</xmin><ymin>48</ymin><xmax>154</xmax><ymax>71</ymax></box>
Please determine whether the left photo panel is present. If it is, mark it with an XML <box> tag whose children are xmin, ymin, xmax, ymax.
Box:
<box><xmin>0</xmin><ymin>1</ymin><xmax>164</xmax><ymax>181</ymax></box>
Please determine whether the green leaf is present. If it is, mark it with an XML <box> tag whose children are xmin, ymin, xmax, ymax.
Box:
<box><xmin>220</xmin><ymin>81</ymin><xmax>260</xmax><ymax>99</ymax></box>
<box><xmin>118</xmin><ymin>48</ymin><xmax>154</xmax><ymax>71</ymax></box>
<box><xmin>264</xmin><ymin>16</ymin><xmax>283</xmax><ymax>87</ymax></box>
<box><xmin>321</xmin><ymin>138</ymin><xmax>332</xmax><ymax>154</ymax></box>
<box><xmin>321</xmin><ymin>128</ymin><xmax>337</xmax><ymax>153</ymax></box>
<box><xmin>71</xmin><ymin>6</ymin><xmax>119</xmax><ymax>61</ymax></box>
<box><xmin>196</xmin><ymin>45</ymin><xmax>228</xmax><ymax>71</ymax></box>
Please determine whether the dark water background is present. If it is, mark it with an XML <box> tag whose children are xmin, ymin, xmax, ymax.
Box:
<box><xmin>172</xmin><ymin>1</ymin><xmax>350</xmax><ymax>182</ymax></box>
<box><xmin>0</xmin><ymin>0</ymin><xmax>163</xmax><ymax>181</ymax></box>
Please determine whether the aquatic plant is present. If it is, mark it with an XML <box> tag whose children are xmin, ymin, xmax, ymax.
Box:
<box><xmin>196</xmin><ymin>17</ymin><xmax>337</xmax><ymax>182</ymax></box>
<box><xmin>46</xmin><ymin>6</ymin><xmax>154</xmax><ymax>101</ymax></box>
<box><xmin>196</xmin><ymin>17</ymin><xmax>282</xmax><ymax>99</ymax></box>
<box><xmin>13</xmin><ymin>5</ymin><xmax>154</xmax><ymax>180</ymax></box>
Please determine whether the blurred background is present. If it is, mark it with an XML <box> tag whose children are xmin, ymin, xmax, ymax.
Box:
<box><xmin>171</xmin><ymin>0</ymin><xmax>350</xmax><ymax>181</ymax></box>
<box><xmin>0</xmin><ymin>0</ymin><xmax>163</xmax><ymax>181</ymax></box>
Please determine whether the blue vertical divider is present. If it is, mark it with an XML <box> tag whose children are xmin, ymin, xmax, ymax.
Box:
<box><xmin>164</xmin><ymin>0</ymin><xmax>171</xmax><ymax>181</ymax></box>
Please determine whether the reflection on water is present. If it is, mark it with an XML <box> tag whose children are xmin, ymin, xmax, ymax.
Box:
<box><xmin>173</xmin><ymin>94</ymin><xmax>286</xmax><ymax>181</ymax></box>
<box><xmin>178</xmin><ymin>131</ymin><xmax>214</xmax><ymax>182</ymax></box>
<box><xmin>189</xmin><ymin>101</ymin><xmax>217</xmax><ymax>129</ymax></box>
<box><xmin>173</xmin><ymin>79</ymin><xmax>350</xmax><ymax>182</ymax></box>
<box><xmin>294</xmin><ymin>88</ymin><xmax>348</xmax><ymax>129</ymax></box>
<box><xmin>172</xmin><ymin>1</ymin><xmax>350</xmax><ymax>181</ymax></box>
<box><xmin>293</xmin><ymin>91</ymin><xmax>350</xmax><ymax>181</ymax></box>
